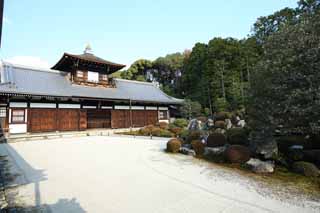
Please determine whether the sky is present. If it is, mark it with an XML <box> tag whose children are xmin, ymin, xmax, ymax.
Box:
<box><xmin>1</xmin><ymin>0</ymin><xmax>297</xmax><ymax>69</ymax></box>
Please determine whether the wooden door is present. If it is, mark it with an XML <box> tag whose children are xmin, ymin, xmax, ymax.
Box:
<box><xmin>145</xmin><ymin>110</ymin><xmax>158</xmax><ymax>125</ymax></box>
<box><xmin>111</xmin><ymin>110</ymin><xmax>131</xmax><ymax>128</ymax></box>
<box><xmin>87</xmin><ymin>109</ymin><xmax>111</xmax><ymax>128</ymax></box>
<box><xmin>79</xmin><ymin>110</ymin><xmax>87</xmax><ymax>130</ymax></box>
<box><xmin>29</xmin><ymin>109</ymin><xmax>57</xmax><ymax>132</ymax></box>
<box><xmin>57</xmin><ymin>109</ymin><xmax>79</xmax><ymax>131</ymax></box>
<box><xmin>132</xmin><ymin>110</ymin><xmax>146</xmax><ymax>127</ymax></box>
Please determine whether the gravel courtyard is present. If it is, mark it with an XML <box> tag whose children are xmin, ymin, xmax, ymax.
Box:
<box><xmin>0</xmin><ymin>136</ymin><xmax>319</xmax><ymax>213</ymax></box>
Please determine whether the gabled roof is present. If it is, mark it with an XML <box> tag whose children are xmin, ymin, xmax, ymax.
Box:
<box><xmin>0</xmin><ymin>61</ymin><xmax>183</xmax><ymax>105</ymax></box>
<box><xmin>51</xmin><ymin>52</ymin><xmax>126</xmax><ymax>73</ymax></box>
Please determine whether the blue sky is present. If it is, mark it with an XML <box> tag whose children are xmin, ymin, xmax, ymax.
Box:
<box><xmin>1</xmin><ymin>0</ymin><xmax>297</xmax><ymax>68</ymax></box>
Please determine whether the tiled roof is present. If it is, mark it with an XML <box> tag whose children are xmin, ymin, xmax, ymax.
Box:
<box><xmin>0</xmin><ymin>61</ymin><xmax>183</xmax><ymax>104</ymax></box>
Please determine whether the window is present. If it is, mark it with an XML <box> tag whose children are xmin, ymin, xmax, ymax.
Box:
<box><xmin>11</xmin><ymin>109</ymin><xmax>25</xmax><ymax>123</ymax></box>
<box><xmin>0</xmin><ymin>107</ymin><xmax>6</xmax><ymax>118</ymax></box>
<box><xmin>101</xmin><ymin>74</ymin><xmax>108</xmax><ymax>81</ymax></box>
<box><xmin>77</xmin><ymin>71</ymin><xmax>84</xmax><ymax>78</ymax></box>
<box><xmin>87</xmin><ymin>71</ymin><xmax>99</xmax><ymax>82</ymax></box>
<box><xmin>159</xmin><ymin>110</ymin><xmax>168</xmax><ymax>120</ymax></box>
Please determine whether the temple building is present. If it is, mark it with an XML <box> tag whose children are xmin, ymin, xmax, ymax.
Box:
<box><xmin>0</xmin><ymin>46</ymin><xmax>182</xmax><ymax>134</ymax></box>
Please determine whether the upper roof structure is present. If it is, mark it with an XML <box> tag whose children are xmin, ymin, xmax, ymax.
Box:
<box><xmin>0</xmin><ymin>61</ymin><xmax>182</xmax><ymax>105</ymax></box>
<box><xmin>51</xmin><ymin>46</ymin><xmax>126</xmax><ymax>74</ymax></box>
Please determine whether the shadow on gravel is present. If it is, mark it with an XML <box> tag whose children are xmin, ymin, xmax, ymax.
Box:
<box><xmin>0</xmin><ymin>140</ymin><xmax>86</xmax><ymax>213</ymax></box>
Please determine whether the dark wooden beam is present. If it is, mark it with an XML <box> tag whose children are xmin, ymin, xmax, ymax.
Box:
<box><xmin>0</xmin><ymin>0</ymin><xmax>4</xmax><ymax>48</ymax></box>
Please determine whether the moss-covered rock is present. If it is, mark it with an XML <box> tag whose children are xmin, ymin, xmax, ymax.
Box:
<box><xmin>206</xmin><ymin>133</ymin><xmax>227</xmax><ymax>147</ymax></box>
<box><xmin>224</xmin><ymin>145</ymin><xmax>251</xmax><ymax>164</ymax></box>
<box><xmin>191</xmin><ymin>140</ymin><xmax>205</xmax><ymax>157</ymax></box>
<box><xmin>166</xmin><ymin>138</ymin><xmax>182</xmax><ymax>153</ymax></box>
<box><xmin>292</xmin><ymin>161</ymin><xmax>320</xmax><ymax>177</ymax></box>
<box><xmin>226</xmin><ymin>128</ymin><xmax>249</xmax><ymax>146</ymax></box>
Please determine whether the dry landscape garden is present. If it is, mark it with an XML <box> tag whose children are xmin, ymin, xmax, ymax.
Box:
<box><xmin>0</xmin><ymin>0</ymin><xmax>320</xmax><ymax>212</ymax></box>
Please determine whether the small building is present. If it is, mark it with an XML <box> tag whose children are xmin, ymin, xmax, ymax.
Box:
<box><xmin>0</xmin><ymin>47</ymin><xmax>182</xmax><ymax>134</ymax></box>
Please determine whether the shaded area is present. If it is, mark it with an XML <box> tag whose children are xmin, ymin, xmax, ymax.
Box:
<box><xmin>0</xmin><ymin>139</ymin><xmax>86</xmax><ymax>212</ymax></box>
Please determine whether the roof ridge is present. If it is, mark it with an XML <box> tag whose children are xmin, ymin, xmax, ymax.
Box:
<box><xmin>2</xmin><ymin>61</ymin><xmax>65</xmax><ymax>74</ymax></box>
<box><xmin>114</xmin><ymin>78</ymin><xmax>156</xmax><ymax>86</ymax></box>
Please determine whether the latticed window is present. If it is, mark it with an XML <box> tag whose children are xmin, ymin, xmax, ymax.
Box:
<box><xmin>0</xmin><ymin>108</ymin><xmax>6</xmax><ymax>118</ymax></box>
<box><xmin>77</xmin><ymin>70</ymin><xmax>84</xmax><ymax>78</ymax></box>
<box><xmin>159</xmin><ymin>110</ymin><xmax>168</xmax><ymax>120</ymax></box>
<box><xmin>101</xmin><ymin>74</ymin><xmax>108</xmax><ymax>81</ymax></box>
<box><xmin>11</xmin><ymin>109</ymin><xmax>25</xmax><ymax>123</ymax></box>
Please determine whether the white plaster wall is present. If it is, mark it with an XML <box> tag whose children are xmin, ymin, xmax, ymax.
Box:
<box><xmin>9</xmin><ymin>124</ymin><xmax>27</xmax><ymax>134</ymax></box>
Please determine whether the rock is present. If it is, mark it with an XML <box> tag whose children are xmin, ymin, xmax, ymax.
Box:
<box><xmin>191</xmin><ymin>140</ymin><xmax>205</xmax><ymax>157</ymax></box>
<box><xmin>245</xmin><ymin>158</ymin><xmax>275</xmax><ymax>173</ymax></box>
<box><xmin>181</xmin><ymin>143</ymin><xmax>192</xmax><ymax>149</ymax></box>
<box><xmin>224</xmin><ymin>145</ymin><xmax>251</xmax><ymax>164</ymax></box>
<box><xmin>206</xmin><ymin>133</ymin><xmax>227</xmax><ymax>147</ymax></box>
<box><xmin>226</xmin><ymin>128</ymin><xmax>248</xmax><ymax>146</ymax></box>
<box><xmin>250</xmin><ymin>131</ymin><xmax>278</xmax><ymax>160</ymax></box>
<box><xmin>225</xmin><ymin>119</ymin><xmax>232</xmax><ymax>129</ymax></box>
<box><xmin>215</xmin><ymin>121</ymin><xmax>226</xmax><ymax>129</ymax></box>
<box><xmin>237</xmin><ymin>120</ymin><xmax>246</xmax><ymax>128</ymax></box>
<box><xmin>166</xmin><ymin>138</ymin><xmax>182</xmax><ymax>153</ymax></box>
<box><xmin>303</xmin><ymin>150</ymin><xmax>320</xmax><ymax>168</ymax></box>
<box><xmin>292</xmin><ymin>161</ymin><xmax>320</xmax><ymax>177</ymax></box>
<box><xmin>179</xmin><ymin>147</ymin><xmax>196</xmax><ymax>156</ymax></box>
<box><xmin>204</xmin><ymin>146</ymin><xmax>226</xmax><ymax>163</ymax></box>
<box><xmin>187</xmin><ymin>119</ymin><xmax>202</xmax><ymax>131</ymax></box>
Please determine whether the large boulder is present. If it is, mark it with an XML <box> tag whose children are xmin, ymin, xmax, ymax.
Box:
<box><xmin>303</xmin><ymin>150</ymin><xmax>320</xmax><ymax>168</ymax></box>
<box><xmin>292</xmin><ymin>161</ymin><xmax>320</xmax><ymax>177</ymax></box>
<box><xmin>226</xmin><ymin>128</ymin><xmax>248</xmax><ymax>146</ymax></box>
<box><xmin>204</xmin><ymin>146</ymin><xmax>226</xmax><ymax>163</ymax></box>
<box><xmin>187</xmin><ymin>119</ymin><xmax>202</xmax><ymax>131</ymax></box>
<box><xmin>224</xmin><ymin>145</ymin><xmax>251</xmax><ymax>164</ymax></box>
<box><xmin>245</xmin><ymin>158</ymin><xmax>275</xmax><ymax>173</ymax></box>
<box><xmin>206</xmin><ymin>133</ymin><xmax>227</xmax><ymax>147</ymax></box>
<box><xmin>191</xmin><ymin>140</ymin><xmax>205</xmax><ymax>157</ymax></box>
<box><xmin>166</xmin><ymin>138</ymin><xmax>182</xmax><ymax>153</ymax></box>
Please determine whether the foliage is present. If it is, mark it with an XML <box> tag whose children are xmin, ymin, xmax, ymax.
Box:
<box><xmin>226</xmin><ymin>128</ymin><xmax>249</xmax><ymax>146</ymax></box>
<box><xmin>191</xmin><ymin>140</ymin><xmax>205</xmax><ymax>157</ymax></box>
<box><xmin>206</xmin><ymin>133</ymin><xmax>227</xmax><ymax>147</ymax></box>
<box><xmin>248</xmin><ymin>1</ymin><xmax>320</xmax><ymax>137</ymax></box>
<box><xmin>172</xmin><ymin>118</ymin><xmax>188</xmax><ymax>128</ymax></box>
<box><xmin>180</xmin><ymin>99</ymin><xmax>202</xmax><ymax>119</ymax></box>
<box><xmin>166</xmin><ymin>138</ymin><xmax>182</xmax><ymax>153</ymax></box>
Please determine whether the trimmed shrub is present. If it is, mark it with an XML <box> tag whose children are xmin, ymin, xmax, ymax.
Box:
<box><xmin>173</xmin><ymin>119</ymin><xmax>188</xmax><ymax>128</ymax></box>
<box><xmin>303</xmin><ymin>150</ymin><xmax>320</xmax><ymax>168</ymax></box>
<box><xmin>186</xmin><ymin>131</ymin><xmax>201</xmax><ymax>144</ymax></box>
<box><xmin>191</xmin><ymin>140</ymin><xmax>205</xmax><ymax>157</ymax></box>
<box><xmin>196</xmin><ymin>116</ymin><xmax>207</xmax><ymax>123</ymax></box>
<box><xmin>158</xmin><ymin>122</ymin><xmax>169</xmax><ymax>129</ymax></box>
<box><xmin>170</xmin><ymin>127</ymin><xmax>183</xmax><ymax>137</ymax></box>
<box><xmin>292</xmin><ymin>161</ymin><xmax>320</xmax><ymax>177</ymax></box>
<box><xmin>167</xmin><ymin>138</ymin><xmax>182</xmax><ymax>153</ymax></box>
<box><xmin>215</xmin><ymin>112</ymin><xmax>231</xmax><ymax>121</ymax></box>
<box><xmin>224</xmin><ymin>145</ymin><xmax>251</xmax><ymax>164</ymax></box>
<box><xmin>215</xmin><ymin>121</ymin><xmax>226</xmax><ymax>129</ymax></box>
<box><xmin>206</xmin><ymin>133</ymin><xmax>227</xmax><ymax>147</ymax></box>
<box><xmin>159</xmin><ymin>129</ymin><xmax>174</xmax><ymax>137</ymax></box>
<box><xmin>226</xmin><ymin>128</ymin><xmax>249</xmax><ymax>146</ymax></box>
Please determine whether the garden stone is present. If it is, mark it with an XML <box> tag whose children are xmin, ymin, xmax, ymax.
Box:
<box><xmin>204</xmin><ymin>146</ymin><xmax>227</xmax><ymax>163</ymax></box>
<box><xmin>292</xmin><ymin>161</ymin><xmax>320</xmax><ymax>177</ymax></box>
<box><xmin>225</xmin><ymin>119</ymin><xmax>232</xmax><ymax>129</ymax></box>
<box><xmin>237</xmin><ymin>120</ymin><xmax>246</xmax><ymax>128</ymax></box>
<box><xmin>245</xmin><ymin>158</ymin><xmax>275</xmax><ymax>173</ymax></box>
<box><xmin>187</xmin><ymin>119</ymin><xmax>202</xmax><ymax>131</ymax></box>
<box><xmin>179</xmin><ymin>147</ymin><xmax>196</xmax><ymax>156</ymax></box>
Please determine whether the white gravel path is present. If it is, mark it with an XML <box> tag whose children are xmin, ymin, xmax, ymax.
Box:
<box><xmin>0</xmin><ymin>136</ymin><xmax>319</xmax><ymax>213</ymax></box>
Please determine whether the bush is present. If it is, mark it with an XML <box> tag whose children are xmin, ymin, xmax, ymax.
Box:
<box><xmin>159</xmin><ymin>129</ymin><xmax>174</xmax><ymax>137</ymax></box>
<box><xmin>139</xmin><ymin>125</ymin><xmax>172</xmax><ymax>137</ymax></box>
<box><xmin>215</xmin><ymin>121</ymin><xmax>226</xmax><ymax>129</ymax></box>
<box><xmin>191</xmin><ymin>140</ymin><xmax>205</xmax><ymax>157</ymax></box>
<box><xmin>226</xmin><ymin>128</ymin><xmax>249</xmax><ymax>146</ymax></box>
<box><xmin>170</xmin><ymin>127</ymin><xmax>182</xmax><ymax>137</ymax></box>
<box><xmin>224</xmin><ymin>145</ymin><xmax>251</xmax><ymax>164</ymax></box>
<box><xmin>158</xmin><ymin>122</ymin><xmax>169</xmax><ymax>129</ymax></box>
<box><xmin>206</xmin><ymin>133</ymin><xmax>227</xmax><ymax>147</ymax></box>
<box><xmin>196</xmin><ymin>116</ymin><xmax>207</xmax><ymax>123</ymax></box>
<box><xmin>215</xmin><ymin>112</ymin><xmax>231</xmax><ymax>121</ymax></box>
<box><xmin>167</xmin><ymin>138</ymin><xmax>182</xmax><ymax>153</ymax></box>
<box><xmin>292</xmin><ymin>161</ymin><xmax>320</xmax><ymax>177</ymax></box>
<box><xmin>186</xmin><ymin>131</ymin><xmax>201</xmax><ymax>144</ymax></box>
<box><xmin>173</xmin><ymin>119</ymin><xmax>188</xmax><ymax>128</ymax></box>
